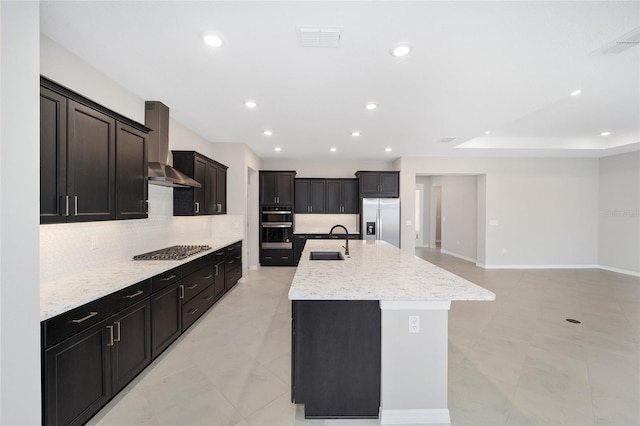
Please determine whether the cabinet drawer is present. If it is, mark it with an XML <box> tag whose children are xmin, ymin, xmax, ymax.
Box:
<box><xmin>109</xmin><ymin>279</ymin><xmax>151</xmax><ymax>315</ymax></box>
<box><xmin>42</xmin><ymin>297</ymin><xmax>109</xmax><ymax>349</ymax></box>
<box><xmin>181</xmin><ymin>264</ymin><xmax>215</xmax><ymax>303</ymax></box>
<box><xmin>183</xmin><ymin>253</ymin><xmax>213</xmax><ymax>277</ymax></box>
<box><xmin>182</xmin><ymin>284</ymin><xmax>215</xmax><ymax>331</ymax></box>
<box><xmin>151</xmin><ymin>266</ymin><xmax>182</xmax><ymax>293</ymax></box>
<box><xmin>213</xmin><ymin>249</ymin><xmax>227</xmax><ymax>263</ymax></box>
<box><xmin>260</xmin><ymin>249</ymin><xmax>293</xmax><ymax>266</ymax></box>
<box><xmin>226</xmin><ymin>266</ymin><xmax>243</xmax><ymax>290</ymax></box>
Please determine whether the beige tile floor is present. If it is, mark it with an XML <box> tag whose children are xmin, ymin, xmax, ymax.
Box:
<box><xmin>88</xmin><ymin>250</ymin><xmax>639</xmax><ymax>426</ymax></box>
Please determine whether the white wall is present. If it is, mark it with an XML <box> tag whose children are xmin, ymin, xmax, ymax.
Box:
<box><xmin>262</xmin><ymin>158</ymin><xmax>394</xmax><ymax>178</ymax></box>
<box><xmin>439</xmin><ymin>176</ymin><xmax>478</xmax><ymax>262</ymax></box>
<box><xmin>0</xmin><ymin>2</ymin><xmax>41</xmax><ymax>423</ymax></box>
<box><xmin>598</xmin><ymin>151</ymin><xmax>640</xmax><ymax>275</ymax></box>
<box><xmin>400</xmin><ymin>157</ymin><xmax>600</xmax><ymax>268</ymax></box>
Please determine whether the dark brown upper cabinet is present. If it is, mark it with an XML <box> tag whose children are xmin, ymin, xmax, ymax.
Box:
<box><xmin>40</xmin><ymin>77</ymin><xmax>150</xmax><ymax>224</ymax></box>
<box><xmin>295</xmin><ymin>179</ymin><xmax>326</xmax><ymax>213</ymax></box>
<box><xmin>326</xmin><ymin>179</ymin><xmax>359</xmax><ymax>214</ymax></box>
<box><xmin>355</xmin><ymin>171</ymin><xmax>399</xmax><ymax>198</ymax></box>
<box><xmin>172</xmin><ymin>151</ymin><xmax>228</xmax><ymax>216</ymax></box>
<box><xmin>260</xmin><ymin>171</ymin><xmax>296</xmax><ymax>206</ymax></box>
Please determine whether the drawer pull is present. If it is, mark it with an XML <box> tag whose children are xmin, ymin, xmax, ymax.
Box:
<box><xmin>282</xmin><ymin>256</ymin><xmax>289</xmax><ymax>260</ymax></box>
<box><xmin>114</xmin><ymin>321</ymin><xmax>121</xmax><ymax>342</ymax></box>
<box><xmin>235</xmin><ymin>256</ymin><xmax>241</xmax><ymax>260</ymax></box>
<box><xmin>123</xmin><ymin>290</ymin><xmax>144</xmax><ymax>299</ymax></box>
<box><xmin>71</xmin><ymin>311</ymin><xmax>98</xmax><ymax>324</ymax></box>
<box><xmin>186</xmin><ymin>283</ymin><xmax>199</xmax><ymax>290</ymax></box>
<box><xmin>227</xmin><ymin>260</ymin><xmax>234</xmax><ymax>264</ymax></box>
<box><xmin>265</xmin><ymin>256</ymin><xmax>272</xmax><ymax>260</ymax></box>
<box><xmin>106</xmin><ymin>325</ymin><xmax>114</xmax><ymax>347</ymax></box>
<box><xmin>202</xmin><ymin>274</ymin><xmax>214</xmax><ymax>279</ymax></box>
<box><xmin>188</xmin><ymin>307</ymin><xmax>199</xmax><ymax>315</ymax></box>
<box><xmin>204</xmin><ymin>295</ymin><xmax>214</xmax><ymax>301</ymax></box>
<box><xmin>161</xmin><ymin>274</ymin><xmax>177</xmax><ymax>281</ymax></box>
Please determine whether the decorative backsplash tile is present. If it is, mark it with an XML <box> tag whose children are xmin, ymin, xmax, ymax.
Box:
<box><xmin>294</xmin><ymin>214</ymin><xmax>359</xmax><ymax>234</ymax></box>
<box><xmin>40</xmin><ymin>185</ymin><xmax>243</xmax><ymax>281</ymax></box>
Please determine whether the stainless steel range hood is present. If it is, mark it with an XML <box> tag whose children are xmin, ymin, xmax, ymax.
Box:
<box><xmin>145</xmin><ymin>101</ymin><xmax>201</xmax><ymax>188</ymax></box>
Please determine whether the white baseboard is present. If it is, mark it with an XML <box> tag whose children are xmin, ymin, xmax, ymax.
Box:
<box><xmin>439</xmin><ymin>249</ymin><xmax>476</xmax><ymax>263</ymax></box>
<box><xmin>249</xmin><ymin>265</ymin><xmax>259</xmax><ymax>271</ymax></box>
<box><xmin>380</xmin><ymin>408</ymin><xmax>450</xmax><ymax>425</ymax></box>
<box><xmin>598</xmin><ymin>264</ymin><xmax>640</xmax><ymax>277</ymax></box>
<box><xmin>483</xmin><ymin>264</ymin><xmax>600</xmax><ymax>270</ymax></box>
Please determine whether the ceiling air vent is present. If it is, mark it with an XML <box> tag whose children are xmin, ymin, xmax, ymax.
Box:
<box><xmin>297</xmin><ymin>25</ymin><xmax>342</xmax><ymax>48</ymax></box>
<box><xmin>591</xmin><ymin>27</ymin><xmax>640</xmax><ymax>55</ymax></box>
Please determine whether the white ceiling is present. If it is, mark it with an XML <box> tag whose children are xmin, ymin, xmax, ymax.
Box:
<box><xmin>40</xmin><ymin>1</ymin><xmax>640</xmax><ymax>160</ymax></box>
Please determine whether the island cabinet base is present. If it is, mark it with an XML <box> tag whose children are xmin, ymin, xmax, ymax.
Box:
<box><xmin>291</xmin><ymin>300</ymin><xmax>381</xmax><ymax>419</ymax></box>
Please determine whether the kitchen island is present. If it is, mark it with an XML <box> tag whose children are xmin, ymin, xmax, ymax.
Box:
<box><xmin>289</xmin><ymin>239</ymin><xmax>495</xmax><ymax>424</ymax></box>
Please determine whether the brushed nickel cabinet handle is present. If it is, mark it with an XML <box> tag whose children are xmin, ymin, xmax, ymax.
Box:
<box><xmin>195</xmin><ymin>202</ymin><xmax>200</xmax><ymax>213</ymax></box>
<box><xmin>74</xmin><ymin>196</ymin><xmax>79</xmax><ymax>216</ymax></box>
<box><xmin>63</xmin><ymin>195</ymin><xmax>70</xmax><ymax>217</ymax></box>
<box><xmin>202</xmin><ymin>274</ymin><xmax>214</xmax><ymax>279</ymax></box>
<box><xmin>188</xmin><ymin>307</ymin><xmax>199</xmax><ymax>315</ymax></box>
<box><xmin>106</xmin><ymin>325</ymin><xmax>114</xmax><ymax>347</ymax></box>
<box><xmin>204</xmin><ymin>295</ymin><xmax>214</xmax><ymax>301</ymax></box>
<box><xmin>186</xmin><ymin>283</ymin><xmax>199</xmax><ymax>290</ymax></box>
<box><xmin>123</xmin><ymin>290</ymin><xmax>144</xmax><ymax>299</ymax></box>
<box><xmin>114</xmin><ymin>321</ymin><xmax>121</xmax><ymax>342</ymax></box>
<box><xmin>179</xmin><ymin>285</ymin><xmax>185</xmax><ymax>300</ymax></box>
<box><xmin>71</xmin><ymin>311</ymin><xmax>98</xmax><ymax>324</ymax></box>
<box><xmin>215</xmin><ymin>265</ymin><xmax>219</xmax><ymax>276</ymax></box>
<box><xmin>161</xmin><ymin>274</ymin><xmax>177</xmax><ymax>281</ymax></box>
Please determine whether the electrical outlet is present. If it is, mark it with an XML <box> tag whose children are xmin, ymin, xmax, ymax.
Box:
<box><xmin>409</xmin><ymin>315</ymin><xmax>420</xmax><ymax>333</ymax></box>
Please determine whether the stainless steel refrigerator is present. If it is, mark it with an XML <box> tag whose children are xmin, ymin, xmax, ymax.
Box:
<box><xmin>361</xmin><ymin>198</ymin><xmax>400</xmax><ymax>248</ymax></box>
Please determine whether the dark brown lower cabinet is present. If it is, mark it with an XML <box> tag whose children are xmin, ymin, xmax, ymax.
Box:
<box><xmin>44</xmin><ymin>319</ymin><xmax>111</xmax><ymax>426</ymax></box>
<box><xmin>150</xmin><ymin>282</ymin><xmax>182</xmax><ymax>359</ymax></box>
<box><xmin>214</xmin><ymin>261</ymin><xmax>226</xmax><ymax>298</ymax></box>
<box><xmin>292</xmin><ymin>300</ymin><xmax>381</xmax><ymax>419</ymax></box>
<box><xmin>111</xmin><ymin>299</ymin><xmax>152</xmax><ymax>394</ymax></box>
<box><xmin>44</xmin><ymin>298</ymin><xmax>151</xmax><ymax>426</ymax></box>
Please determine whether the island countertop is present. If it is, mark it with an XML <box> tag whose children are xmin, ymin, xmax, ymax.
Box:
<box><xmin>288</xmin><ymin>239</ymin><xmax>496</xmax><ymax>302</ymax></box>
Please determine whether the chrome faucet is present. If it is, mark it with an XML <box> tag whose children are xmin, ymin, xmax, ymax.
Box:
<box><xmin>329</xmin><ymin>224</ymin><xmax>349</xmax><ymax>256</ymax></box>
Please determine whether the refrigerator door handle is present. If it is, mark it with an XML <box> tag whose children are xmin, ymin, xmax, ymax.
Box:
<box><xmin>378</xmin><ymin>207</ymin><xmax>382</xmax><ymax>241</ymax></box>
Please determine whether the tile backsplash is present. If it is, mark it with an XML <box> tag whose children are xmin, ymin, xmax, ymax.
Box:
<box><xmin>40</xmin><ymin>185</ymin><xmax>243</xmax><ymax>281</ymax></box>
<box><xmin>294</xmin><ymin>214</ymin><xmax>359</xmax><ymax>234</ymax></box>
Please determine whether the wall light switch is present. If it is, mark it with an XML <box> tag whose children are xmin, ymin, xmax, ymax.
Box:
<box><xmin>409</xmin><ymin>315</ymin><xmax>420</xmax><ymax>333</ymax></box>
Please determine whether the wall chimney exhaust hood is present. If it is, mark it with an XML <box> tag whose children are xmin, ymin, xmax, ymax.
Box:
<box><xmin>145</xmin><ymin>101</ymin><xmax>201</xmax><ymax>188</ymax></box>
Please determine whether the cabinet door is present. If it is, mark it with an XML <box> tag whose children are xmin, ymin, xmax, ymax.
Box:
<box><xmin>260</xmin><ymin>173</ymin><xmax>277</xmax><ymax>205</ymax></box>
<box><xmin>151</xmin><ymin>282</ymin><xmax>182</xmax><ymax>359</ymax></box>
<box><xmin>379</xmin><ymin>173</ymin><xmax>399</xmax><ymax>197</ymax></box>
<box><xmin>216</xmin><ymin>165</ymin><xmax>227</xmax><ymax>214</ymax></box>
<box><xmin>44</xmin><ymin>319</ymin><xmax>111</xmax><ymax>426</ymax></box>
<box><xmin>325</xmin><ymin>181</ymin><xmax>342</xmax><ymax>214</ymax></box>
<box><xmin>214</xmin><ymin>261</ymin><xmax>226</xmax><ymax>298</ymax></box>
<box><xmin>277</xmin><ymin>173</ymin><xmax>294</xmax><ymax>205</ymax></box>
<box><xmin>67</xmin><ymin>100</ymin><xmax>116</xmax><ymax>221</ymax></box>
<box><xmin>111</xmin><ymin>298</ymin><xmax>152</xmax><ymax>394</ymax></box>
<box><xmin>193</xmin><ymin>157</ymin><xmax>207</xmax><ymax>215</ymax></box>
<box><xmin>116</xmin><ymin>123</ymin><xmax>148</xmax><ymax>220</ymax></box>
<box><xmin>40</xmin><ymin>87</ymin><xmax>67</xmax><ymax>224</ymax></box>
<box><xmin>294</xmin><ymin>180</ymin><xmax>310</xmax><ymax>213</ymax></box>
<box><xmin>358</xmin><ymin>173</ymin><xmax>379</xmax><ymax>196</ymax></box>
<box><xmin>205</xmin><ymin>161</ymin><xmax>218</xmax><ymax>214</ymax></box>
<box><xmin>342</xmin><ymin>180</ymin><xmax>359</xmax><ymax>213</ymax></box>
<box><xmin>309</xmin><ymin>180</ymin><xmax>326</xmax><ymax>213</ymax></box>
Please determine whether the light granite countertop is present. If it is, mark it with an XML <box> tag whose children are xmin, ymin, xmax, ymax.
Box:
<box><xmin>40</xmin><ymin>238</ymin><xmax>241</xmax><ymax>321</ymax></box>
<box><xmin>288</xmin><ymin>239</ymin><xmax>495</xmax><ymax>302</ymax></box>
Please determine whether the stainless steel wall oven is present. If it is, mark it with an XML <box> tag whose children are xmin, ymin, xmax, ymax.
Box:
<box><xmin>261</xmin><ymin>207</ymin><xmax>293</xmax><ymax>249</ymax></box>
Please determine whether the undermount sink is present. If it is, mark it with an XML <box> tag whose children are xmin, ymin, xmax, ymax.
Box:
<box><xmin>309</xmin><ymin>251</ymin><xmax>345</xmax><ymax>261</ymax></box>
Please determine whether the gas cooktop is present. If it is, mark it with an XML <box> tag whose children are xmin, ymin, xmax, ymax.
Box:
<box><xmin>132</xmin><ymin>245</ymin><xmax>211</xmax><ymax>261</ymax></box>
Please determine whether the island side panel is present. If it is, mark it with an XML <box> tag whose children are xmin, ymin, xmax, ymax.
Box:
<box><xmin>292</xmin><ymin>300</ymin><xmax>381</xmax><ymax>419</ymax></box>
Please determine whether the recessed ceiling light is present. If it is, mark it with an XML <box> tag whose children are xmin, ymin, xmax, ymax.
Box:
<box><xmin>385</xmin><ymin>147</ymin><xmax>392</xmax><ymax>152</ymax></box>
<box><xmin>484</xmin><ymin>130</ymin><xmax>491</xmax><ymax>135</ymax></box>
<box><xmin>274</xmin><ymin>147</ymin><xmax>281</xmax><ymax>152</ymax></box>
<box><xmin>601</xmin><ymin>131</ymin><xmax>611</xmax><ymax>136</ymax></box>
<box><xmin>202</xmin><ymin>32</ymin><xmax>224</xmax><ymax>48</ymax></box>
<box><xmin>391</xmin><ymin>44</ymin><xmax>412</xmax><ymax>57</ymax></box>
<box><xmin>245</xmin><ymin>100</ymin><xmax>257</xmax><ymax>108</ymax></box>
<box><xmin>330</xmin><ymin>147</ymin><xmax>337</xmax><ymax>152</ymax></box>
<box><xmin>352</xmin><ymin>131</ymin><xmax>361</xmax><ymax>137</ymax></box>
<box><xmin>263</xmin><ymin>130</ymin><xmax>273</xmax><ymax>136</ymax></box>
<box><xmin>365</xmin><ymin>103</ymin><xmax>377</xmax><ymax>110</ymax></box>
<box><xmin>570</xmin><ymin>89</ymin><xmax>582</xmax><ymax>96</ymax></box>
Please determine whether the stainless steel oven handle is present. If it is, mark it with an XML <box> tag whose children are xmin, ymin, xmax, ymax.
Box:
<box><xmin>262</xmin><ymin>223</ymin><xmax>293</xmax><ymax>228</ymax></box>
<box><xmin>262</xmin><ymin>211</ymin><xmax>292</xmax><ymax>215</ymax></box>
